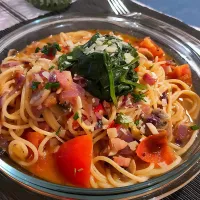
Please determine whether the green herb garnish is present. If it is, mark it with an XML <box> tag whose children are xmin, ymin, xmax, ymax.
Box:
<box><xmin>134</xmin><ymin>120</ymin><xmax>140</xmax><ymax>126</ymax></box>
<box><xmin>55</xmin><ymin>127</ymin><xmax>61</xmax><ymax>135</ymax></box>
<box><xmin>49</xmin><ymin>66</ymin><xmax>55</xmax><ymax>71</ymax></box>
<box><xmin>190</xmin><ymin>124</ymin><xmax>200</xmax><ymax>130</ymax></box>
<box><xmin>57</xmin><ymin>33</ymin><xmax>144</xmax><ymax>104</ymax></box>
<box><xmin>41</xmin><ymin>43</ymin><xmax>61</xmax><ymax>56</ymax></box>
<box><xmin>45</xmin><ymin>82</ymin><xmax>60</xmax><ymax>90</ymax></box>
<box><xmin>73</xmin><ymin>112</ymin><xmax>79</xmax><ymax>120</ymax></box>
<box><xmin>132</xmin><ymin>92</ymin><xmax>146</xmax><ymax>103</ymax></box>
<box><xmin>35</xmin><ymin>47</ymin><xmax>40</xmax><ymax>53</ymax></box>
<box><xmin>115</xmin><ymin>113</ymin><xmax>132</xmax><ymax>124</ymax></box>
<box><xmin>31</xmin><ymin>81</ymin><xmax>40</xmax><ymax>90</ymax></box>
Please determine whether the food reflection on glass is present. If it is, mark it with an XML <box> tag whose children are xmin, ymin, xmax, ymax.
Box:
<box><xmin>0</xmin><ymin>30</ymin><xmax>199</xmax><ymax>188</ymax></box>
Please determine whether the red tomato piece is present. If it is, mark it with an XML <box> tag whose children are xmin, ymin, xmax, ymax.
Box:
<box><xmin>168</xmin><ymin>64</ymin><xmax>192</xmax><ymax>86</ymax></box>
<box><xmin>93</xmin><ymin>103</ymin><xmax>104</xmax><ymax>113</ymax></box>
<box><xmin>56</xmin><ymin>135</ymin><xmax>93</xmax><ymax>188</ymax></box>
<box><xmin>41</xmin><ymin>54</ymin><xmax>55</xmax><ymax>60</ymax></box>
<box><xmin>23</xmin><ymin>132</ymin><xmax>45</xmax><ymax>148</ymax></box>
<box><xmin>107</xmin><ymin>121</ymin><xmax>121</xmax><ymax>129</ymax></box>
<box><xmin>139</xmin><ymin>37</ymin><xmax>165</xmax><ymax>58</ymax></box>
<box><xmin>136</xmin><ymin>133</ymin><xmax>175</xmax><ymax>165</ymax></box>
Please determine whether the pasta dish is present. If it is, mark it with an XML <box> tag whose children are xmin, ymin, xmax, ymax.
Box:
<box><xmin>0</xmin><ymin>30</ymin><xmax>199</xmax><ymax>188</ymax></box>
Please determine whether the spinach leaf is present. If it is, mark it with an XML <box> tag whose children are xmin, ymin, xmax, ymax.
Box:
<box><xmin>132</xmin><ymin>92</ymin><xmax>146</xmax><ymax>103</ymax></box>
<box><xmin>41</xmin><ymin>43</ymin><xmax>61</xmax><ymax>56</ymax></box>
<box><xmin>58</xmin><ymin>33</ymin><xmax>144</xmax><ymax>103</ymax></box>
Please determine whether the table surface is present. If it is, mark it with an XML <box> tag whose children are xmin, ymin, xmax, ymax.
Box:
<box><xmin>0</xmin><ymin>0</ymin><xmax>200</xmax><ymax>200</ymax></box>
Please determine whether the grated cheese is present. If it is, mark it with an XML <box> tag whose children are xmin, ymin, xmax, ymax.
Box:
<box><xmin>106</xmin><ymin>44</ymin><xmax>117</xmax><ymax>53</ymax></box>
<box><xmin>128</xmin><ymin>141</ymin><xmax>138</xmax><ymax>151</ymax></box>
<box><xmin>124</xmin><ymin>53</ymin><xmax>134</xmax><ymax>64</ymax></box>
<box><xmin>107</xmin><ymin>128</ymin><xmax>118</xmax><ymax>138</ymax></box>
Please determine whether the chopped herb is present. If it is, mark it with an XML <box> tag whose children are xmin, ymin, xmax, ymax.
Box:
<box><xmin>31</xmin><ymin>81</ymin><xmax>40</xmax><ymax>90</ymax></box>
<box><xmin>35</xmin><ymin>47</ymin><xmax>40</xmax><ymax>53</ymax></box>
<box><xmin>45</xmin><ymin>82</ymin><xmax>60</xmax><ymax>90</ymax></box>
<box><xmin>115</xmin><ymin>113</ymin><xmax>132</xmax><ymax>124</ymax></box>
<box><xmin>190</xmin><ymin>124</ymin><xmax>200</xmax><ymax>130</ymax></box>
<box><xmin>49</xmin><ymin>66</ymin><xmax>55</xmax><ymax>70</ymax></box>
<box><xmin>132</xmin><ymin>92</ymin><xmax>146</xmax><ymax>103</ymax></box>
<box><xmin>55</xmin><ymin>127</ymin><xmax>61</xmax><ymax>135</ymax></box>
<box><xmin>135</xmin><ymin>120</ymin><xmax>140</xmax><ymax>126</ymax></box>
<box><xmin>41</xmin><ymin>42</ymin><xmax>61</xmax><ymax>56</ymax></box>
<box><xmin>73</xmin><ymin>112</ymin><xmax>79</xmax><ymax>120</ymax></box>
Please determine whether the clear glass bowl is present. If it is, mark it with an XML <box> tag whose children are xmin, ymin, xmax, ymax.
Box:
<box><xmin>0</xmin><ymin>14</ymin><xmax>200</xmax><ymax>200</ymax></box>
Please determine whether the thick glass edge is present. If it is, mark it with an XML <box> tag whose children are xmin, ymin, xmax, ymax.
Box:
<box><xmin>0</xmin><ymin>14</ymin><xmax>200</xmax><ymax>197</ymax></box>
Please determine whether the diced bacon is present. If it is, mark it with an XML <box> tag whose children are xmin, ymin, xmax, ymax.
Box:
<box><xmin>43</xmin><ymin>93</ymin><xmax>57</xmax><ymax>107</ymax></box>
<box><xmin>141</xmin><ymin>104</ymin><xmax>152</xmax><ymax>117</ymax></box>
<box><xmin>175</xmin><ymin>124</ymin><xmax>191</xmax><ymax>146</ymax></box>
<box><xmin>1</xmin><ymin>61</ymin><xmax>21</xmax><ymax>68</ymax></box>
<box><xmin>113</xmin><ymin>156</ymin><xmax>131</xmax><ymax>167</ymax></box>
<box><xmin>107</xmin><ymin>128</ymin><xmax>118</xmax><ymax>138</ymax></box>
<box><xmin>31</xmin><ymin>105</ymin><xmax>44</xmax><ymax>117</ymax></box>
<box><xmin>110</xmin><ymin>138</ymin><xmax>127</xmax><ymax>152</ymax></box>
<box><xmin>15</xmin><ymin>71</ymin><xmax>25</xmax><ymax>90</ymax></box>
<box><xmin>55</xmin><ymin>70</ymin><xmax>73</xmax><ymax>90</ymax></box>
<box><xmin>143</xmin><ymin>73</ymin><xmax>157</xmax><ymax>85</ymax></box>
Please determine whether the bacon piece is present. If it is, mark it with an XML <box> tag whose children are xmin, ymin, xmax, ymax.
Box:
<box><xmin>143</xmin><ymin>73</ymin><xmax>156</xmax><ymax>85</ymax></box>
<box><xmin>55</xmin><ymin>70</ymin><xmax>73</xmax><ymax>90</ymax></box>
<box><xmin>110</xmin><ymin>138</ymin><xmax>128</xmax><ymax>152</ymax></box>
<box><xmin>113</xmin><ymin>156</ymin><xmax>131</xmax><ymax>167</ymax></box>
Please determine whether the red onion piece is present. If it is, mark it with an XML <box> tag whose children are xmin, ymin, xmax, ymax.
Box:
<box><xmin>117</xmin><ymin>128</ymin><xmax>134</xmax><ymax>143</ymax></box>
<box><xmin>175</xmin><ymin>124</ymin><xmax>190</xmax><ymax>146</ymax></box>
<box><xmin>73</xmin><ymin>75</ymin><xmax>87</xmax><ymax>88</ymax></box>
<box><xmin>143</xmin><ymin>73</ymin><xmax>156</xmax><ymax>85</ymax></box>
<box><xmin>118</xmin><ymin>146</ymin><xmax>134</xmax><ymax>157</ymax></box>
<box><xmin>15</xmin><ymin>73</ymin><xmax>25</xmax><ymax>90</ymax></box>
<box><xmin>48</xmin><ymin>73</ymin><xmax>57</xmax><ymax>83</ymax></box>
